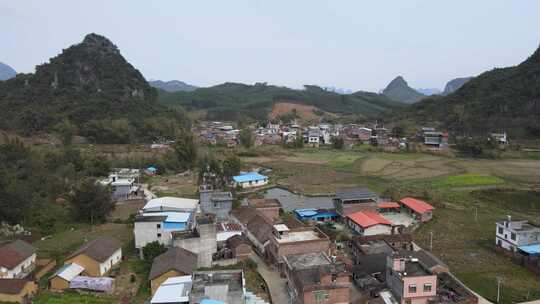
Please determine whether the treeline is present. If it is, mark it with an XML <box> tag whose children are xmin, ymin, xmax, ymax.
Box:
<box><xmin>0</xmin><ymin>137</ymin><xmax>114</xmax><ymax>233</ymax></box>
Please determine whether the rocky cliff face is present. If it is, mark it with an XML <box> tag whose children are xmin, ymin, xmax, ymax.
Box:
<box><xmin>442</xmin><ymin>77</ymin><xmax>472</xmax><ymax>95</ymax></box>
<box><xmin>0</xmin><ymin>62</ymin><xmax>16</xmax><ymax>81</ymax></box>
<box><xmin>382</xmin><ymin>76</ymin><xmax>425</xmax><ymax>104</ymax></box>
<box><xmin>0</xmin><ymin>33</ymin><xmax>161</xmax><ymax>134</ymax></box>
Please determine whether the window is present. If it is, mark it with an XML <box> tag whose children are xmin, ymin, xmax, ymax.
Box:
<box><xmin>157</xmin><ymin>233</ymin><xmax>162</xmax><ymax>238</ymax></box>
<box><xmin>511</xmin><ymin>233</ymin><xmax>516</xmax><ymax>241</ymax></box>
<box><xmin>314</xmin><ymin>290</ymin><xmax>329</xmax><ymax>303</ymax></box>
<box><xmin>156</xmin><ymin>224</ymin><xmax>161</xmax><ymax>229</ymax></box>
<box><xmin>498</xmin><ymin>227</ymin><xmax>503</xmax><ymax>234</ymax></box>
<box><xmin>408</xmin><ymin>284</ymin><xmax>417</xmax><ymax>293</ymax></box>
<box><xmin>214</xmin><ymin>202</ymin><xmax>219</xmax><ymax>208</ymax></box>
<box><xmin>424</xmin><ymin>283</ymin><xmax>432</xmax><ymax>292</ymax></box>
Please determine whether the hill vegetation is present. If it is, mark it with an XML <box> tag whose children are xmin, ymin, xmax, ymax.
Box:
<box><xmin>0</xmin><ymin>34</ymin><xmax>189</xmax><ymax>143</ymax></box>
<box><xmin>158</xmin><ymin>82</ymin><xmax>403</xmax><ymax>122</ymax></box>
<box><xmin>382</xmin><ymin>76</ymin><xmax>426</xmax><ymax>104</ymax></box>
<box><xmin>149</xmin><ymin>80</ymin><xmax>198</xmax><ymax>92</ymax></box>
<box><xmin>395</xmin><ymin>46</ymin><xmax>540</xmax><ymax>138</ymax></box>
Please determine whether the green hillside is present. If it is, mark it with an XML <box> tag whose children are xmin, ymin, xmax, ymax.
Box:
<box><xmin>158</xmin><ymin>82</ymin><xmax>404</xmax><ymax>121</ymax></box>
<box><xmin>395</xmin><ymin>46</ymin><xmax>540</xmax><ymax>138</ymax></box>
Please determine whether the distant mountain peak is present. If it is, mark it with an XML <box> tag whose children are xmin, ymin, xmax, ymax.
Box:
<box><xmin>0</xmin><ymin>62</ymin><xmax>16</xmax><ymax>81</ymax></box>
<box><xmin>442</xmin><ymin>77</ymin><xmax>472</xmax><ymax>95</ymax></box>
<box><xmin>149</xmin><ymin>80</ymin><xmax>198</xmax><ymax>92</ymax></box>
<box><xmin>382</xmin><ymin>76</ymin><xmax>425</xmax><ymax>104</ymax></box>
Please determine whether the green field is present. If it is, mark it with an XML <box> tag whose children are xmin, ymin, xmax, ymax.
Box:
<box><xmin>431</xmin><ymin>173</ymin><xmax>505</xmax><ymax>188</ymax></box>
<box><xmin>34</xmin><ymin>292</ymin><xmax>118</xmax><ymax>304</ymax></box>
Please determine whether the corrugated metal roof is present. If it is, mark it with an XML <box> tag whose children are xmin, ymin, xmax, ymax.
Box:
<box><xmin>233</xmin><ymin>172</ymin><xmax>268</xmax><ymax>183</ymax></box>
<box><xmin>143</xmin><ymin>197</ymin><xmax>199</xmax><ymax>211</ymax></box>
<box><xmin>142</xmin><ymin>211</ymin><xmax>191</xmax><ymax>223</ymax></box>
<box><xmin>399</xmin><ymin>197</ymin><xmax>434</xmax><ymax>214</ymax></box>
<box><xmin>151</xmin><ymin>275</ymin><xmax>192</xmax><ymax>304</ymax></box>
<box><xmin>519</xmin><ymin>244</ymin><xmax>540</xmax><ymax>255</ymax></box>
<box><xmin>335</xmin><ymin>188</ymin><xmax>378</xmax><ymax>201</ymax></box>
<box><xmin>347</xmin><ymin>211</ymin><xmax>392</xmax><ymax>228</ymax></box>
<box><xmin>53</xmin><ymin>263</ymin><xmax>84</xmax><ymax>281</ymax></box>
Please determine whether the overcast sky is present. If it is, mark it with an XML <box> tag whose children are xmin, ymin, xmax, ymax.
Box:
<box><xmin>2</xmin><ymin>0</ymin><xmax>539</xmax><ymax>91</ymax></box>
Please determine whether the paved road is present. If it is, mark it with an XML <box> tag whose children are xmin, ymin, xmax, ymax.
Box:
<box><xmin>251</xmin><ymin>254</ymin><xmax>290</xmax><ymax>304</ymax></box>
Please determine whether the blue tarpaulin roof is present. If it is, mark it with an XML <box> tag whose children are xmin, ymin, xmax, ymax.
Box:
<box><xmin>233</xmin><ymin>172</ymin><xmax>268</xmax><ymax>183</ymax></box>
<box><xmin>518</xmin><ymin>244</ymin><xmax>540</xmax><ymax>255</ymax></box>
<box><xmin>200</xmin><ymin>300</ymin><xmax>225</xmax><ymax>304</ymax></box>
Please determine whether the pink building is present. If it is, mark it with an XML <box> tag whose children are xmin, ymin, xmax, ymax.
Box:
<box><xmin>386</xmin><ymin>253</ymin><xmax>437</xmax><ymax>304</ymax></box>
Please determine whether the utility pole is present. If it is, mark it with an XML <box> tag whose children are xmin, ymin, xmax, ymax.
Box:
<box><xmin>496</xmin><ymin>276</ymin><xmax>503</xmax><ymax>303</ymax></box>
<box><xmin>430</xmin><ymin>231</ymin><xmax>434</xmax><ymax>251</ymax></box>
<box><xmin>475</xmin><ymin>207</ymin><xmax>478</xmax><ymax>222</ymax></box>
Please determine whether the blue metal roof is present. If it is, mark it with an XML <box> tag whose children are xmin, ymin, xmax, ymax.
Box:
<box><xmin>200</xmin><ymin>300</ymin><xmax>225</xmax><ymax>304</ymax></box>
<box><xmin>518</xmin><ymin>244</ymin><xmax>540</xmax><ymax>255</ymax></box>
<box><xmin>233</xmin><ymin>172</ymin><xmax>268</xmax><ymax>183</ymax></box>
<box><xmin>295</xmin><ymin>209</ymin><xmax>318</xmax><ymax>217</ymax></box>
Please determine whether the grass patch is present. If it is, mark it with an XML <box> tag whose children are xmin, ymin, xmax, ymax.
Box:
<box><xmin>432</xmin><ymin>174</ymin><xmax>504</xmax><ymax>188</ymax></box>
<box><xmin>34</xmin><ymin>291</ymin><xmax>118</xmax><ymax>304</ymax></box>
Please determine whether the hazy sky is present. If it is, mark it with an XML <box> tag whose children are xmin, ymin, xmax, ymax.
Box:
<box><xmin>2</xmin><ymin>1</ymin><xmax>539</xmax><ymax>91</ymax></box>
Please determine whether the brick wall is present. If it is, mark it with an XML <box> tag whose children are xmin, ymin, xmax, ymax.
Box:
<box><xmin>302</xmin><ymin>286</ymin><xmax>350</xmax><ymax>304</ymax></box>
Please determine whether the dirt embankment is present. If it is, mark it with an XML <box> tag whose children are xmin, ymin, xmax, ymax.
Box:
<box><xmin>269</xmin><ymin>101</ymin><xmax>320</xmax><ymax>121</ymax></box>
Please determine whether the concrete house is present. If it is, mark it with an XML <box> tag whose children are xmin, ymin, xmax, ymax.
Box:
<box><xmin>333</xmin><ymin>188</ymin><xmax>379</xmax><ymax>217</ymax></box>
<box><xmin>266</xmin><ymin>224</ymin><xmax>331</xmax><ymax>271</ymax></box>
<box><xmin>233</xmin><ymin>172</ymin><xmax>269</xmax><ymax>189</ymax></box>
<box><xmin>495</xmin><ymin>216</ymin><xmax>540</xmax><ymax>252</ymax></box>
<box><xmin>199</xmin><ymin>185</ymin><xmax>233</xmax><ymax>220</ymax></box>
<box><xmin>64</xmin><ymin>237</ymin><xmax>122</xmax><ymax>277</ymax></box>
<box><xmin>98</xmin><ymin>173</ymin><xmax>137</xmax><ymax>201</ymax></box>
<box><xmin>134</xmin><ymin>197</ymin><xmax>198</xmax><ymax>253</ymax></box>
<box><xmin>190</xmin><ymin>270</ymin><xmax>246</xmax><ymax>304</ymax></box>
<box><xmin>283</xmin><ymin>252</ymin><xmax>350</xmax><ymax>304</ymax></box>
<box><xmin>386</xmin><ymin>252</ymin><xmax>437</xmax><ymax>304</ymax></box>
<box><xmin>149</xmin><ymin>247</ymin><xmax>197</xmax><ymax>295</ymax></box>
<box><xmin>150</xmin><ymin>275</ymin><xmax>191</xmax><ymax>304</ymax></box>
<box><xmin>0</xmin><ymin>279</ymin><xmax>38</xmax><ymax>304</ymax></box>
<box><xmin>0</xmin><ymin>240</ymin><xmax>36</xmax><ymax>279</ymax></box>
<box><xmin>399</xmin><ymin>198</ymin><xmax>435</xmax><ymax>222</ymax></box>
<box><xmin>172</xmin><ymin>216</ymin><xmax>217</xmax><ymax>268</ymax></box>
<box><xmin>347</xmin><ymin>211</ymin><xmax>393</xmax><ymax>236</ymax></box>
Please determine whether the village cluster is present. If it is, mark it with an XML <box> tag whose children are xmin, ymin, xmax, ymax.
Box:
<box><xmin>0</xmin><ymin>150</ymin><xmax>535</xmax><ymax>304</ymax></box>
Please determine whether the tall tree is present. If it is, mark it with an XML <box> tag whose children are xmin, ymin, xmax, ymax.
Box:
<box><xmin>239</xmin><ymin>128</ymin><xmax>254</xmax><ymax>148</ymax></box>
<box><xmin>173</xmin><ymin>130</ymin><xmax>198</xmax><ymax>170</ymax></box>
<box><xmin>70</xmin><ymin>178</ymin><xmax>114</xmax><ymax>224</ymax></box>
<box><xmin>222</xmin><ymin>154</ymin><xmax>242</xmax><ymax>183</ymax></box>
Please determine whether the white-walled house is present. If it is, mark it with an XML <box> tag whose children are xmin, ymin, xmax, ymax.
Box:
<box><xmin>233</xmin><ymin>172</ymin><xmax>269</xmax><ymax>189</ymax></box>
<box><xmin>495</xmin><ymin>216</ymin><xmax>540</xmax><ymax>252</ymax></box>
<box><xmin>0</xmin><ymin>240</ymin><xmax>36</xmax><ymax>279</ymax></box>
<box><xmin>347</xmin><ymin>211</ymin><xmax>393</xmax><ymax>236</ymax></box>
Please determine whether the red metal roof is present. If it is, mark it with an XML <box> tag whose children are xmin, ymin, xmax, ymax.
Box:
<box><xmin>378</xmin><ymin>202</ymin><xmax>400</xmax><ymax>209</ymax></box>
<box><xmin>399</xmin><ymin>197</ymin><xmax>434</xmax><ymax>214</ymax></box>
<box><xmin>347</xmin><ymin>211</ymin><xmax>392</xmax><ymax>228</ymax></box>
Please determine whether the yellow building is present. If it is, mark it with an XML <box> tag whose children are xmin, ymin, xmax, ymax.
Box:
<box><xmin>149</xmin><ymin>247</ymin><xmax>197</xmax><ymax>295</ymax></box>
<box><xmin>64</xmin><ymin>237</ymin><xmax>122</xmax><ymax>277</ymax></box>
<box><xmin>0</xmin><ymin>279</ymin><xmax>38</xmax><ymax>304</ymax></box>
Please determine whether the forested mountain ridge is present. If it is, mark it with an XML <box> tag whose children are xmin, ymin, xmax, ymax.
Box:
<box><xmin>395</xmin><ymin>46</ymin><xmax>540</xmax><ymax>137</ymax></box>
<box><xmin>0</xmin><ymin>33</ymin><xmax>164</xmax><ymax>136</ymax></box>
<box><xmin>149</xmin><ymin>80</ymin><xmax>198</xmax><ymax>92</ymax></box>
<box><xmin>158</xmin><ymin>82</ymin><xmax>404</xmax><ymax>121</ymax></box>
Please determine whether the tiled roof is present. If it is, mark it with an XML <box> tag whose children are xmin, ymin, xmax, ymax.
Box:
<box><xmin>378</xmin><ymin>202</ymin><xmax>400</xmax><ymax>209</ymax></box>
<box><xmin>0</xmin><ymin>240</ymin><xmax>35</xmax><ymax>269</ymax></box>
<box><xmin>66</xmin><ymin>237</ymin><xmax>121</xmax><ymax>263</ymax></box>
<box><xmin>231</xmin><ymin>206</ymin><xmax>259</xmax><ymax>225</ymax></box>
<box><xmin>335</xmin><ymin>188</ymin><xmax>378</xmax><ymax>201</ymax></box>
<box><xmin>0</xmin><ymin>279</ymin><xmax>31</xmax><ymax>294</ymax></box>
<box><xmin>149</xmin><ymin>247</ymin><xmax>198</xmax><ymax>280</ymax></box>
<box><xmin>399</xmin><ymin>197</ymin><xmax>434</xmax><ymax>214</ymax></box>
<box><xmin>227</xmin><ymin>235</ymin><xmax>249</xmax><ymax>249</ymax></box>
<box><xmin>246</xmin><ymin>215</ymin><xmax>273</xmax><ymax>244</ymax></box>
<box><xmin>347</xmin><ymin>211</ymin><xmax>392</xmax><ymax>228</ymax></box>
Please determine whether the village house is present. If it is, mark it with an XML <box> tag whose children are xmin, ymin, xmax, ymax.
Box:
<box><xmin>98</xmin><ymin>173</ymin><xmax>139</xmax><ymax>201</ymax></box>
<box><xmin>172</xmin><ymin>215</ymin><xmax>217</xmax><ymax>268</ymax></box>
<box><xmin>422</xmin><ymin>129</ymin><xmax>448</xmax><ymax>148</ymax></box>
<box><xmin>266</xmin><ymin>223</ymin><xmax>331</xmax><ymax>271</ymax></box>
<box><xmin>245</xmin><ymin>214</ymin><xmax>274</xmax><ymax>255</ymax></box>
<box><xmin>294</xmin><ymin>208</ymin><xmax>339</xmax><ymax>223</ymax></box>
<box><xmin>306</xmin><ymin>129</ymin><xmax>321</xmax><ymax>147</ymax></box>
<box><xmin>333</xmin><ymin>187</ymin><xmax>379</xmax><ymax>217</ymax></box>
<box><xmin>495</xmin><ymin>216</ymin><xmax>540</xmax><ymax>253</ymax></box>
<box><xmin>226</xmin><ymin>235</ymin><xmax>253</xmax><ymax>261</ymax></box>
<box><xmin>247</xmin><ymin>198</ymin><xmax>282</xmax><ymax>222</ymax></box>
<box><xmin>399</xmin><ymin>197</ymin><xmax>435</xmax><ymax>222</ymax></box>
<box><xmin>190</xmin><ymin>270</ymin><xmax>246</xmax><ymax>303</ymax></box>
<box><xmin>491</xmin><ymin>132</ymin><xmax>508</xmax><ymax>145</ymax></box>
<box><xmin>386</xmin><ymin>252</ymin><xmax>437</xmax><ymax>304</ymax></box>
<box><xmin>358</xmin><ymin>127</ymin><xmax>373</xmax><ymax>144</ymax></box>
<box><xmin>215</xmin><ymin>222</ymin><xmax>243</xmax><ymax>247</ymax></box>
<box><xmin>0</xmin><ymin>279</ymin><xmax>38</xmax><ymax>304</ymax></box>
<box><xmin>0</xmin><ymin>240</ymin><xmax>36</xmax><ymax>279</ymax></box>
<box><xmin>149</xmin><ymin>247</ymin><xmax>198</xmax><ymax>295</ymax></box>
<box><xmin>49</xmin><ymin>263</ymin><xmax>85</xmax><ymax>291</ymax></box>
<box><xmin>64</xmin><ymin>237</ymin><xmax>122</xmax><ymax>277</ymax></box>
<box><xmin>346</xmin><ymin>211</ymin><xmax>393</xmax><ymax>236</ymax></box>
<box><xmin>151</xmin><ymin>275</ymin><xmax>191</xmax><ymax>304</ymax></box>
<box><xmin>231</xmin><ymin>206</ymin><xmax>260</xmax><ymax>230</ymax></box>
<box><xmin>233</xmin><ymin>172</ymin><xmax>269</xmax><ymax>189</ymax></box>
<box><xmin>198</xmin><ymin>184</ymin><xmax>233</xmax><ymax>220</ymax></box>
<box><xmin>283</xmin><ymin>252</ymin><xmax>350</xmax><ymax>304</ymax></box>
<box><xmin>134</xmin><ymin>197</ymin><xmax>198</xmax><ymax>254</ymax></box>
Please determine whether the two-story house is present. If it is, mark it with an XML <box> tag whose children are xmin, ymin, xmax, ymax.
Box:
<box><xmin>386</xmin><ymin>252</ymin><xmax>437</xmax><ymax>304</ymax></box>
<box><xmin>495</xmin><ymin>216</ymin><xmax>540</xmax><ymax>252</ymax></box>
<box><xmin>199</xmin><ymin>184</ymin><xmax>233</xmax><ymax>220</ymax></box>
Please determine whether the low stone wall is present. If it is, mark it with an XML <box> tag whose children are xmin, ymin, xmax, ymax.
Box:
<box><xmin>212</xmin><ymin>258</ymin><xmax>239</xmax><ymax>267</ymax></box>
